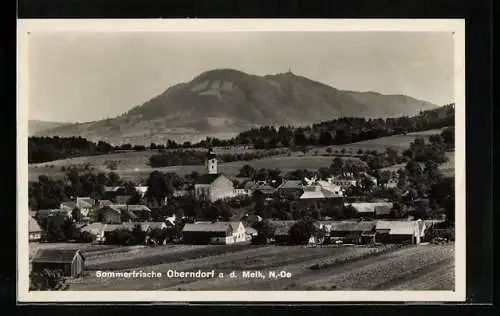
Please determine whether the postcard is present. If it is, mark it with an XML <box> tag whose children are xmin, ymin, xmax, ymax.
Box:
<box><xmin>17</xmin><ymin>18</ymin><xmax>465</xmax><ymax>302</ymax></box>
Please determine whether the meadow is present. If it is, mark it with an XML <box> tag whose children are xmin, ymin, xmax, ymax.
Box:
<box><xmin>28</xmin><ymin>128</ymin><xmax>450</xmax><ymax>182</ymax></box>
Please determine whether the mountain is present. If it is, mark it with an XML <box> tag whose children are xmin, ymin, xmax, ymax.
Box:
<box><xmin>28</xmin><ymin>120</ymin><xmax>68</xmax><ymax>136</ymax></box>
<box><xmin>34</xmin><ymin>69</ymin><xmax>439</xmax><ymax>144</ymax></box>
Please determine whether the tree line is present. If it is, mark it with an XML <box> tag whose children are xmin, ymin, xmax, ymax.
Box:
<box><xmin>29</xmin><ymin>104</ymin><xmax>454</xmax><ymax>164</ymax></box>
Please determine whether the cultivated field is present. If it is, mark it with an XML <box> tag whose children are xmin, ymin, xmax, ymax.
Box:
<box><xmin>67</xmin><ymin>243</ymin><xmax>454</xmax><ymax>291</ymax></box>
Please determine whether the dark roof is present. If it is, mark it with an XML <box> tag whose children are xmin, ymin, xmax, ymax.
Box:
<box><xmin>195</xmin><ymin>173</ymin><xmax>221</xmax><ymax>185</ymax></box>
<box><xmin>182</xmin><ymin>222</ymin><xmax>233</xmax><ymax>233</ymax></box>
<box><xmin>32</xmin><ymin>249</ymin><xmax>85</xmax><ymax>264</ymax></box>
<box><xmin>375</xmin><ymin>205</ymin><xmax>393</xmax><ymax>215</ymax></box>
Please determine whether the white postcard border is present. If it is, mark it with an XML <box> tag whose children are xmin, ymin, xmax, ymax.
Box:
<box><xmin>17</xmin><ymin>18</ymin><xmax>466</xmax><ymax>303</ymax></box>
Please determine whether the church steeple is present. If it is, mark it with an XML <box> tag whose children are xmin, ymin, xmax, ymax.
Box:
<box><xmin>205</xmin><ymin>147</ymin><xmax>218</xmax><ymax>174</ymax></box>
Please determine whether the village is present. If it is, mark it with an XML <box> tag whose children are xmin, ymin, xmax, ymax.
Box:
<box><xmin>28</xmin><ymin>145</ymin><xmax>454</xmax><ymax>289</ymax></box>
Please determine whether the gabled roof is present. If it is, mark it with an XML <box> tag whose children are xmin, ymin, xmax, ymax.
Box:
<box><xmin>376</xmin><ymin>220</ymin><xmax>423</xmax><ymax>236</ymax></box>
<box><xmin>195</xmin><ymin>173</ymin><xmax>222</xmax><ymax>185</ymax></box>
<box><xmin>32</xmin><ymin>249</ymin><xmax>84</xmax><ymax>263</ymax></box>
<box><xmin>76</xmin><ymin>197</ymin><xmax>95</xmax><ymax>208</ymax></box>
<box><xmin>182</xmin><ymin>222</ymin><xmax>233</xmax><ymax>233</ymax></box>
<box><xmin>349</xmin><ymin>202</ymin><xmax>393</xmax><ymax>213</ymax></box>
<box><xmin>29</xmin><ymin>217</ymin><xmax>42</xmax><ymax>233</ymax></box>
<box><xmin>330</xmin><ymin>221</ymin><xmax>376</xmax><ymax>232</ymax></box>
<box><xmin>300</xmin><ymin>188</ymin><xmax>326</xmax><ymax>199</ymax></box>
<box><xmin>279</xmin><ymin>180</ymin><xmax>303</xmax><ymax>190</ymax></box>
<box><xmin>60</xmin><ymin>201</ymin><xmax>76</xmax><ymax>210</ymax></box>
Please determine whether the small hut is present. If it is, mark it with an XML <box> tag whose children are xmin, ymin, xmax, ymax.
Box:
<box><xmin>31</xmin><ymin>248</ymin><xmax>85</xmax><ymax>278</ymax></box>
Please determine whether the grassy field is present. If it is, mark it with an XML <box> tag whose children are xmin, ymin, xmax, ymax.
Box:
<box><xmin>28</xmin><ymin>128</ymin><xmax>450</xmax><ymax>182</ymax></box>
<box><xmin>29</xmin><ymin>155</ymin><xmax>358</xmax><ymax>182</ymax></box>
<box><xmin>66</xmin><ymin>243</ymin><xmax>454</xmax><ymax>291</ymax></box>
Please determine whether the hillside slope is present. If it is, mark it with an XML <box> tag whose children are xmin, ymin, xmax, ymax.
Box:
<box><xmin>35</xmin><ymin>69</ymin><xmax>438</xmax><ymax>144</ymax></box>
<box><xmin>28</xmin><ymin>120</ymin><xmax>68</xmax><ymax>136</ymax></box>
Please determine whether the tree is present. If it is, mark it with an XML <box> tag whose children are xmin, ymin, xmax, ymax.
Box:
<box><xmin>330</xmin><ymin>157</ymin><xmax>344</xmax><ymax>175</ymax></box>
<box><xmin>29</xmin><ymin>269</ymin><xmax>69</xmax><ymax>291</ymax></box>
<box><xmin>71</xmin><ymin>207</ymin><xmax>82</xmax><ymax>223</ymax></box>
<box><xmin>145</xmin><ymin>171</ymin><xmax>167</xmax><ymax>205</ymax></box>
<box><xmin>238</xmin><ymin>164</ymin><xmax>256</xmax><ymax>178</ymax></box>
<box><xmin>288</xmin><ymin>220</ymin><xmax>316</xmax><ymax>245</ymax></box>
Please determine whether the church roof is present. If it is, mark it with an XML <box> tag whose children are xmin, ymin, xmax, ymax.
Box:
<box><xmin>195</xmin><ymin>173</ymin><xmax>222</xmax><ymax>185</ymax></box>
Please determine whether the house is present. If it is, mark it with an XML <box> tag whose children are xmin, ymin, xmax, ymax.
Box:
<box><xmin>375</xmin><ymin>220</ymin><xmax>427</xmax><ymax>244</ymax></box>
<box><xmin>91</xmin><ymin>205</ymin><xmax>152</xmax><ymax>223</ymax></box>
<box><xmin>277</xmin><ymin>180</ymin><xmax>303</xmax><ymax>197</ymax></box>
<box><xmin>314</xmin><ymin>221</ymin><xmax>334</xmax><ymax>236</ymax></box>
<box><xmin>348</xmin><ymin>202</ymin><xmax>394</xmax><ymax>218</ymax></box>
<box><xmin>194</xmin><ymin>148</ymin><xmax>236</xmax><ymax>202</ymax></box>
<box><xmin>384</xmin><ymin>178</ymin><xmax>398</xmax><ymax>189</ymax></box>
<box><xmin>192</xmin><ymin>221</ymin><xmax>247</xmax><ymax>244</ymax></box>
<box><xmin>182</xmin><ymin>222</ymin><xmax>236</xmax><ymax>244</ymax></box>
<box><xmin>91</xmin><ymin>206</ymin><xmax>122</xmax><ymax>224</ymax></box>
<box><xmin>75</xmin><ymin>197</ymin><xmax>95</xmax><ymax>216</ymax></box>
<box><xmin>135</xmin><ymin>186</ymin><xmax>148</xmax><ymax>198</ymax></box>
<box><xmin>327</xmin><ymin>175</ymin><xmax>357</xmax><ymax>189</ymax></box>
<box><xmin>79</xmin><ymin>223</ymin><xmax>106</xmax><ymax>243</ymax></box>
<box><xmin>29</xmin><ymin>217</ymin><xmax>42</xmax><ymax>242</ymax></box>
<box><xmin>273</xmin><ymin>226</ymin><xmax>290</xmax><ymax>244</ymax></box>
<box><xmin>329</xmin><ymin>221</ymin><xmax>377</xmax><ymax>244</ymax></box>
<box><xmin>31</xmin><ymin>249</ymin><xmax>85</xmax><ymax>278</ymax></box>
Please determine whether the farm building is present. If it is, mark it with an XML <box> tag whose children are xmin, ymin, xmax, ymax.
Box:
<box><xmin>375</xmin><ymin>220</ymin><xmax>427</xmax><ymax>244</ymax></box>
<box><xmin>182</xmin><ymin>221</ymin><xmax>247</xmax><ymax>244</ymax></box>
<box><xmin>29</xmin><ymin>217</ymin><xmax>42</xmax><ymax>242</ymax></box>
<box><xmin>329</xmin><ymin>221</ymin><xmax>377</xmax><ymax>244</ymax></box>
<box><xmin>31</xmin><ymin>249</ymin><xmax>85</xmax><ymax>278</ymax></box>
<box><xmin>348</xmin><ymin>202</ymin><xmax>393</xmax><ymax>218</ymax></box>
<box><xmin>194</xmin><ymin>148</ymin><xmax>236</xmax><ymax>202</ymax></box>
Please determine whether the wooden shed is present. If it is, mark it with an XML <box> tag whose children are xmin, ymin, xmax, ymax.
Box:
<box><xmin>31</xmin><ymin>249</ymin><xmax>85</xmax><ymax>278</ymax></box>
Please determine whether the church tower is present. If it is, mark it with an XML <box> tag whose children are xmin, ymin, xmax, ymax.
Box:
<box><xmin>205</xmin><ymin>147</ymin><xmax>218</xmax><ymax>174</ymax></box>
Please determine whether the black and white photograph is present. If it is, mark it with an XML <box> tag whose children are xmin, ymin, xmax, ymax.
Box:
<box><xmin>17</xmin><ymin>19</ymin><xmax>465</xmax><ymax>302</ymax></box>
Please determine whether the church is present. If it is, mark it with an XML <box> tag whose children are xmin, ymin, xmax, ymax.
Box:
<box><xmin>194</xmin><ymin>148</ymin><xmax>237</xmax><ymax>202</ymax></box>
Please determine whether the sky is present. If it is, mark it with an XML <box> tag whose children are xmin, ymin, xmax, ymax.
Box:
<box><xmin>27</xmin><ymin>31</ymin><xmax>455</xmax><ymax>123</ymax></box>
